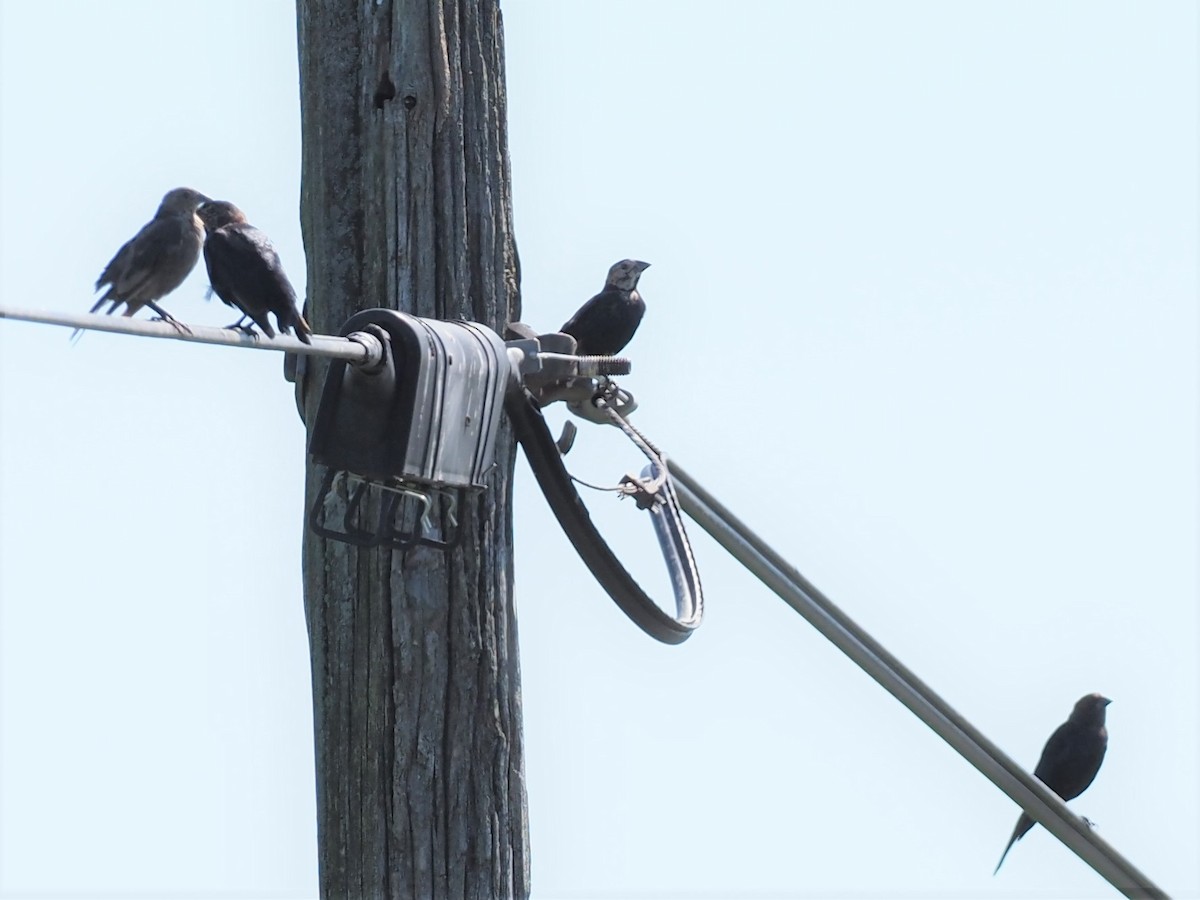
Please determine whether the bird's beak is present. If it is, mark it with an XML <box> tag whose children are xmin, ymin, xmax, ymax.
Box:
<box><xmin>635</xmin><ymin>260</ymin><xmax>651</xmax><ymax>271</ymax></box>
<box><xmin>1102</xmin><ymin>697</ymin><xmax>1113</xmax><ymax>706</ymax></box>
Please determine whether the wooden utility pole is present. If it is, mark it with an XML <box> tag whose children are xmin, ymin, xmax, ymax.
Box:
<box><xmin>295</xmin><ymin>2</ymin><xmax>528</xmax><ymax>897</ymax></box>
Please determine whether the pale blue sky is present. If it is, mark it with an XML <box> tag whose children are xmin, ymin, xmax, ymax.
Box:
<box><xmin>1</xmin><ymin>2</ymin><xmax>1196</xmax><ymax>898</ymax></box>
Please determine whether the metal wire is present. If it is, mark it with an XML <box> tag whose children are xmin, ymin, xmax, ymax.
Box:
<box><xmin>2</xmin><ymin>302</ymin><xmax>1166</xmax><ymax>892</ymax></box>
<box><xmin>667</xmin><ymin>460</ymin><xmax>1166</xmax><ymax>899</ymax></box>
<box><xmin>0</xmin><ymin>304</ymin><xmax>383</xmax><ymax>367</ymax></box>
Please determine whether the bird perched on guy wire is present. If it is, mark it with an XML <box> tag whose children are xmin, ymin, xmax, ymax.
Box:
<box><xmin>995</xmin><ymin>693</ymin><xmax>1112</xmax><ymax>874</ymax></box>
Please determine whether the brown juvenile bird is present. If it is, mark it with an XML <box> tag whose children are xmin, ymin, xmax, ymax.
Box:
<box><xmin>995</xmin><ymin>693</ymin><xmax>1112</xmax><ymax>874</ymax></box>
<box><xmin>196</xmin><ymin>201</ymin><xmax>311</xmax><ymax>344</ymax></box>
<box><xmin>560</xmin><ymin>259</ymin><xmax>650</xmax><ymax>356</ymax></box>
<box><xmin>87</xmin><ymin>187</ymin><xmax>210</xmax><ymax>331</ymax></box>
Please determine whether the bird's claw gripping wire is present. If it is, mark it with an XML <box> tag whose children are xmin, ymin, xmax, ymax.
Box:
<box><xmin>225</xmin><ymin>317</ymin><xmax>259</xmax><ymax>338</ymax></box>
<box><xmin>148</xmin><ymin>309</ymin><xmax>192</xmax><ymax>336</ymax></box>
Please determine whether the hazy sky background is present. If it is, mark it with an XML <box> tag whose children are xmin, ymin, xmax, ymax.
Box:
<box><xmin>1</xmin><ymin>2</ymin><xmax>1196</xmax><ymax>898</ymax></box>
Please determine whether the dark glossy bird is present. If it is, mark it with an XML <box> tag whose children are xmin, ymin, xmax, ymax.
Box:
<box><xmin>85</xmin><ymin>187</ymin><xmax>210</xmax><ymax>333</ymax></box>
<box><xmin>196</xmin><ymin>201</ymin><xmax>311</xmax><ymax>344</ymax></box>
<box><xmin>995</xmin><ymin>693</ymin><xmax>1112</xmax><ymax>874</ymax></box>
<box><xmin>560</xmin><ymin>259</ymin><xmax>650</xmax><ymax>356</ymax></box>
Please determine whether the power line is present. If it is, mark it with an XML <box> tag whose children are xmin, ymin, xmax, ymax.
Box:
<box><xmin>0</xmin><ymin>302</ymin><xmax>1168</xmax><ymax>894</ymax></box>
<box><xmin>0</xmin><ymin>304</ymin><xmax>383</xmax><ymax>366</ymax></box>
<box><xmin>668</xmin><ymin>460</ymin><xmax>1165</xmax><ymax>899</ymax></box>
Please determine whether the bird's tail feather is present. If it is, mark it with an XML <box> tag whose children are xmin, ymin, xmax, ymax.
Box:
<box><xmin>994</xmin><ymin>813</ymin><xmax>1034</xmax><ymax>875</ymax></box>
<box><xmin>75</xmin><ymin>294</ymin><xmax>115</xmax><ymax>342</ymax></box>
<box><xmin>292</xmin><ymin>312</ymin><xmax>313</xmax><ymax>345</ymax></box>
<box><xmin>994</xmin><ymin>836</ymin><xmax>1018</xmax><ymax>875</ymax></box>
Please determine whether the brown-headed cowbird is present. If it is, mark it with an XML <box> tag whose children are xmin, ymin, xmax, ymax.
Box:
<box><xmin>995</xmin><ymin>693</ymin><xmax>1112</xmax><ymax>874</ymax></box>
<box><xmin>86</xmin><ymin>187</ymin><xmax>210</xmax><ymax>331</ymax></box>
<box><xmin>196</xmin><ymin>201</ymin><xmax>311</xmax><ymax>344</ymax></box>
<box><xmin>560</xmin><ymin>259</ymin><xmax>650</xmax><ymax>356</ymax></box>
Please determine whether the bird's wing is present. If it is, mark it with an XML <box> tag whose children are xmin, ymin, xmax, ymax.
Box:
<box><xmin>112</xmin><ymin>218</ymin><xmax>190</xmax><ymax>297</ymax></box>
<box><xmin>560</xmin><ymin>289</ymin><xmax>643</xmax><ymax>355</ymax></box>
<box><xmin>559</xmin><ymin>294</ymin><xmax>600</xmax><ymax>337</ymax></box>
<box><xmin>1038</xmin><ymin>723</ymin><xmax>1107</xmax><ymax>801</ymax></box>
<box><xmin>95</xmin><ymin>235</ymin><xmax>137</xmax><ymax>294</ymax></box>
<box><xmin>202</xmin><ymin>233</ymin><xmax>243</xmax><ymax>312</ymax></box>
<box><xmin>1032</xmin><ymin>722</ymin><xmax>1077</xmax><ymax>785</ymax></box>
<box><xmin>228</xmin><ymin>227</ymin><xmax>297</xmax><ymax>304</ymax></box>
<box><xmin>205</xmin><ymin>224</ymin><xmax>301</xmax><ymax>338</ymax></box>
<box><xmin>230</xmin><ymin>225</ymin><xmax>284</xmax><ymax>271</ymax></box>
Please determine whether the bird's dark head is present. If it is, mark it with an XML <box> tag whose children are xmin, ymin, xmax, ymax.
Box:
<box><xmin>197</xmin><ymin>200</ymin><xmax>249</xmax><ymax>231</ymax></box>
<box><xmin>605</xmin><ymin>259</ymin><xmax>651</xmax><ymax>291</ymax></box>
<box><xmin>157</xmin><ymin>187</ymin><xmax>211</xmax><ymax>217</ymax></box>
<box><xmin>1070</xmin><ymin>693</ymin><xmax>1112</xmax><ymax>725</ymax></box>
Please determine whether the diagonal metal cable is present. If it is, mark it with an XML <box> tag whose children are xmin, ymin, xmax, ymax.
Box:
<box><xmin>668</xmin><ymin>460</ymin><xmax>1166</xmax><ymax>899</ymax></box>
<box><xmin>1</xmin><ymin>303</ymin><xmax>1168</xmax><ymax>894</ymax></box>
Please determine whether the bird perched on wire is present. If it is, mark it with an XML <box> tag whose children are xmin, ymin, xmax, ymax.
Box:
<box><xmin>560</xmin><ymin>259</ymin><xmax>650</xmax><ymax>356</ymax></box>
<box><xmin>995</xmin><ymin>693</ymin><xmax>1112</xmax><ymax>874</ymax></box>
<box><xmin>196</xmin><ymin>200</ymin><xmax>311</xmax><ymax>344</ymax></box>
<box><xmin>84</xmin><ymin>187</ymin><xmax>210</xmax><ymax>334</ymax></box>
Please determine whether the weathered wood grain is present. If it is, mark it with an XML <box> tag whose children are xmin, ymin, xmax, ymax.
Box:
<box><xmin>296</xmin><ymin>1</ymin><xmax>527</xmax><ymax>896</ymax></box>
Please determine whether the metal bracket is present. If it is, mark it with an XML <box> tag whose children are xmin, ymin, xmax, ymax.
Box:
<box><xmin>309</xmin><ymin>468</ymin><xmax>463</xmax><ymax>550</ymax></box>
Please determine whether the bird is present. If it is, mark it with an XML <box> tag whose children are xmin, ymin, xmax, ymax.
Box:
<box><xmin>195</xmin><ymin>200</ymin><xmax>311</xmax><ymax>344</ymax></box>
<box><xmin>995</xmin><ymin>693</ymin><xmax>1112</xmax><ymax>874</ymax></box>
<box><xmin>560</xmin><ymin>259</ymin><xmax>650</xmax><ymax>356</ymax></box>
<box><xmin>84</xmin><ymin>187</ymin><xmax>210</xmax><ymax>334</ymax></box>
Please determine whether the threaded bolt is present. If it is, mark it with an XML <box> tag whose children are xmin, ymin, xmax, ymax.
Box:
<box><xmin>574</xmin><ymin>355</ymin><xmax>632</xmax><ymax>377</ymax></box>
